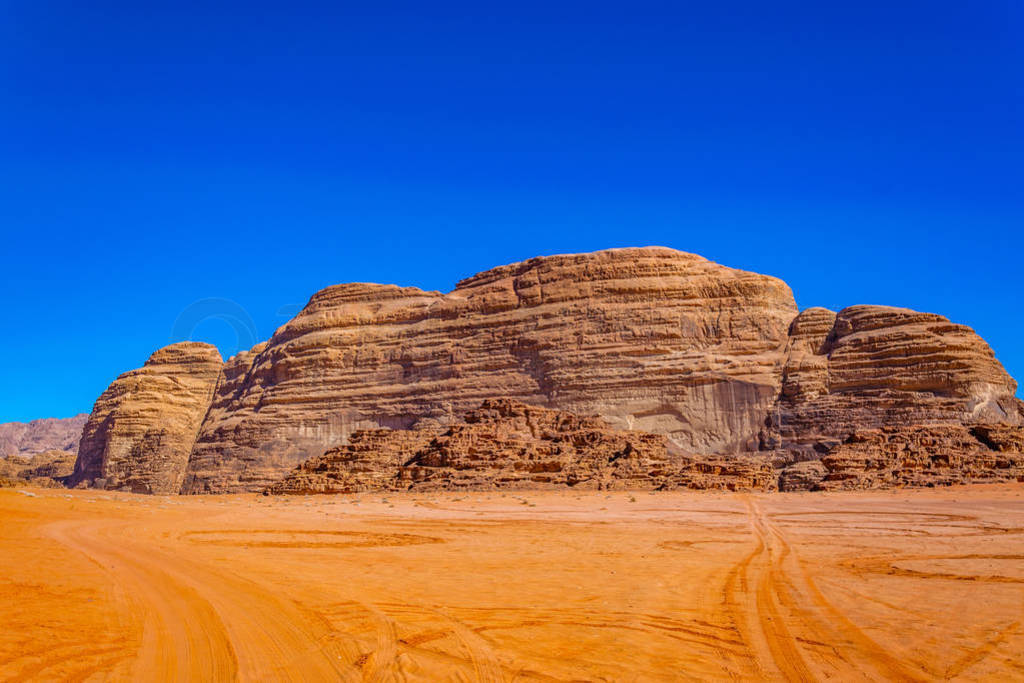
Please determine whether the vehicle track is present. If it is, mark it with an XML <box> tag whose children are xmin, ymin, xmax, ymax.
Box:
<box><xmin>45</xmin><ymin>518</ymin><xmax>359</xmax><ymax>682</ymax></box>
<box><xmin>712</xmin><ymin>498</ymin><xmax>941</xmax><ymax>681</ymax></box>
<box><xmin>46</xmin><ymin>520</ymin><xmax>239</xmax><ymax>681</ymax></box>
<box><xmin>6</xmin><ymin>490</ymin><xmax>1020</xmax><ymax>681</ymax></box>
<box><xmin>759</xmin><ymin>504</ymin><xmax>929</xmax><ymax>682</ymax></box>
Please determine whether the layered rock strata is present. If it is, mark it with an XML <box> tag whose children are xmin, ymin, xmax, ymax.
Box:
<box><xmin>0</xmin><ymin>450</ymin><xmax>76</xmax><ymax>488</ymax></box>
<box><xmin>267</xmin><ymin>399</ymin><xmax>777</xmax><ymax>494</ymax></box>
<box><xmin>785</xmin><ymin>425</ymin><xmax>1024</xmax><ymax>490</ymax></box>
<box><xmin>70</xmin><ymin>343</ymin><xmax>222</xmax><ymax>494</ymax></box>
<box><xmin>184</xmin><ymin>248</ymin><xmax>797</xmax><ymax>493</ymax></box>
<box><xmin>767</xmin><ymin>305</ymin><xmax>1023</xmax><ymax>459</ymax></box>
<box><xmin>70</xmin><ymin>247</ymin><xmax>1024</xmax><ymax>494</ymax></box>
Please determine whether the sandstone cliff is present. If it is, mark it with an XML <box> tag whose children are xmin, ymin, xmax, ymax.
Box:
<box><xmin>768</xmin><ymin>305</ymin><xmax>1023</xmax><ymax>459</ymax></box>
<box><xmin>70</xmin><ymin>343</ymin><xmax>222</xmax><ymax>494</ymax></box>
<box><xmin>0</xmin><ymin>415</ymin><xmax>87</xmax><ymax>457</ymax></box>
<box><xmin>268</xmin><ymin>399</ymin><xmax>777</xmax><ymax>494</ymax></box>
<box><xmin>184</xmin><ymin>247</ymin><xmax>797</xmax><ymax>493</ymax></box>
<box><xmin>70</xmin><ymin>247</ymin><xmax>1023</xmax><ymax>494</ymax></box>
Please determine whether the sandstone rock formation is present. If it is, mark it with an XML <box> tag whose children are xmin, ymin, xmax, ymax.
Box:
<box><xmin>268</xmin><ymin>399</ymin><xmax>777</xmax><ymax>494</ymax></box>
<box><xmin>777</xmin><ymin>460</ymin><xmax>829</xmax><ymax>492</ymax></box>
<box><xmin>0</xmin><ymin>415</ymin><xmax>87</xmax><ymax>457</ymax></box>
<box><xmin>784</xmin><ymin>425</ymin><xmax>1024</xmax><ymax>490</ymax></box>
<box><xmin>70</xmin><ymin>343</ymin><xmax>222</xmax><ymax>494</ymax></box>
<box><xmin>0</xmin><ymin>450</ymin><xmax>77</xmax><ymax>488</ymax></box>
<box><xmin>70</xmin><ymin>247</ymin><xmax>1024</xmax><ymax>494</ymax></box>
<box><xmin>184</xmin><ymin>248</ymin><xmax>797</xmax><ymax>493</ymax></box>
<box><xmin>768</xmin><ymin>305</ymin><xmax>1023</xmax><ymax>460</ymax></box>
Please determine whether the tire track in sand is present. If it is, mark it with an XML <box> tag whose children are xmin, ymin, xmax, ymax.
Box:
<box><xmin>716</xmin><ymin>498</ymin><xmax>930</xmax><ymax>680</ymax></box>
<box><xmin>427</xmin><ymin>607</ymin><xmax>505</xmax><ymax>682</ymax></box>
<box><xmin>45</xmin><ymin>519</ymin><xmax>238</xmax><ymax>682</ymax></box>
<box><xmin>715</xmin><ymin>498</ymin><xmax>811</xmax><ymax>680</ymax></box>
<box><xmin>944</xmin><ymin>620</ymin><xmax>1020</xmax><ymax>678</ymax></box>
<box><xmin>748</xmin><ymin>500</ymin><xmax>931</xmax><ymax>682</ymax></box>
<box><xmin>744</xmin><ymin>499</ymin><xmax>816</xmax><ymax>681</ymax></box>
<box><xmin>46</xmin><ymin>518</ymin><xmax>360</xmax><ymax>682</ymax></box>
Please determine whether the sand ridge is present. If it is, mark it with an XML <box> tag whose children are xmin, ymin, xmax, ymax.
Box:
<box><xmin>1</xmin><ymin>486</ymin><xmax>1023</xmax><ymax>680</ymax></box>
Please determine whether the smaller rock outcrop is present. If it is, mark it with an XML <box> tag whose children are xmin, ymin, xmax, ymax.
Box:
<box><xmin>0</xmin><ymin>450</ymin><xmax>76</xmax><ymax>488</ymax></box>
<box><xmin>777</xmin><ymin>460</ymin><xmax>829</xmax><ymax>492</ymax></box>
<box><xmin>70</xmin><ymin>343</ymin><xmax>223</xmax><ymax>494</ymax></box>
<box><xmin>268</xmin><ymin>399</ymin><xmax>777</xmax><ymax>494</ymax></box>
<box><xmin>780</xmin><ymin>424</ymin><xmax>1024</xmax><ymax>490</ymax></box>
<box><xmin>770</xmin><ymin>305</ymin><xmax>1023</xmax><ymax>459</ymax></box>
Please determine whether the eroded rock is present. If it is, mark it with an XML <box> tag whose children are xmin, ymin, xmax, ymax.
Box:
<box><xmin>187</xmin><ymin>247</ymin><xmax>797</xmax><ymax>492</ymax></box>
<box><xmin>268</xmin><ymin>399</ymin><xmax>777</xmax><ymax>494</ymax></box>
<box><xmin>70</xmin><ymin>343</ymin><xmax>223</xmax><ymax>494</ymax></box>
<box><xmin>767</xmin><ymin>305</ymin><xmax>1022</xmax><ymax>458</ymax></box>
<box><xmin>784</xmin><ymin>425</ymin><xmax>1024</xmax><ymax>490</ymax></box>
<box><xmin>69</xmin><ymin>248</ymin><xmax>1023</xmax><ymax>495</ymax></box>
<box><xmin>0</xmin><ymin>450</ymin><xmax>77</xmax><ymax>488</ymax></box>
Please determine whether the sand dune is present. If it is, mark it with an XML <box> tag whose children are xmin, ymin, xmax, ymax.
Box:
<box><xmin>1</xmin><ymin>486</ymin><xmax>1022</xmax><ymax>681</ymax></box>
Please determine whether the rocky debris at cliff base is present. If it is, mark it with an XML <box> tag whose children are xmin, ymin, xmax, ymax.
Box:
<box><xmin>267</xmin><ymin>399</ymin><xmax>778</xmax><ymax>494</ymax></box>
<box><xmin>778</xmin><ymin>424</ymin><xmax>1024</xmax><ymax>491</ymax></box>
<box><xmin>778</xmin><ymin>460</ymin><xmax>829</xmax><ymax>491</ymax></box>
<box><xmin>0</xmin><ymin>450</ymin><xmax>77</xmax><ymax>488</ymax></box>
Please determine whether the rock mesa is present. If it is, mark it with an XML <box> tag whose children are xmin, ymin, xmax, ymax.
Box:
<box><xmin>69</xmin><ymin>247</ymin><xmax>1023</xmax><ymax>494</ymax></box>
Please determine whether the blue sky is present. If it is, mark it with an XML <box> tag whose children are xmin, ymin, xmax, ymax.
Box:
<box><xmin>1</xmin><ymin>1</ymin><xmax>1021</xmax><ymax>421</ymax></box>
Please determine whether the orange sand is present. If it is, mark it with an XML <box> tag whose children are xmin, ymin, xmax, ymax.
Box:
<box><xmin>1</xmin><ymin>486</ymin><xmax>1022</xmax><ymax>681</ymax></box>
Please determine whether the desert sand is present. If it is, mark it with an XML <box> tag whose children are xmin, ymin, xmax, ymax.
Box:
<box><xmin>1</xmin><ymin>486</ymin><xmax>1022</xmax><ymax>681</ymax></box>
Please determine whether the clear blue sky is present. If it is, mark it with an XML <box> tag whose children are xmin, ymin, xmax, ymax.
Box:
<box><xmin>1</xmin><ymin>1</ymin><xmax>1021</xmax><ymax>421</ymax></box>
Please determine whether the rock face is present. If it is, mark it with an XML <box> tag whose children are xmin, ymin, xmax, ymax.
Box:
<box><xmin>0</xmin><ymin>415</ymin><xmax>87</xmax><ymax>457</ymax></box>
<box><xmin>70</xmin><ymin>343</ymin><xmax>222</xmax><ymax>494</ymax></box>
<box><xmin>783</xmin><ymin>425</ymin><xmax>1024</xmax><ymax>490</ymax></box>
<box><xmin>0</xmin><ymin>450</ymin><xmax>77</xmax><ymax>488</ymax></box>
<box><xmin>184</xmin><ymin>248</ymin><xmax>797</xmax><ymax>493</ymax></box>
<box><xmin>70</xmin><ymin>247</ymin><xmax>1024</xmax><ymax>494</ymax></box>
<box><xmin>268</xmin><ymin>399</ymin><xmax>777</xmax><ymax>494</ymax></box>
<box><xmin>768</xmin><ymin>305</ymin><xmax>1023</xmax><ymax>459</ymax></box>
<box><xmin>777</xmin><ymin>460</ymin><xmax>829</xmax><ymax>492</ymax></box>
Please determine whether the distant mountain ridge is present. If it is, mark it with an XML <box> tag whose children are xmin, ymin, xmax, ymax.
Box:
<box><xmin>0</xmin><ymin>415</ymin><xmax>87</xmax><ymax>458</ymax></box>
